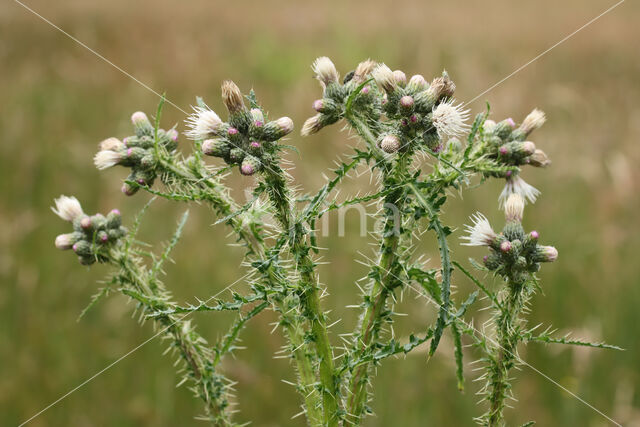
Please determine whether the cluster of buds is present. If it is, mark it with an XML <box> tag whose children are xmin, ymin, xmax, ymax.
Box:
<box><xmin>462</xmin><ymin>193</ymin><xmax>557</xmax><ymax>285</ymax></box>
<box><xmin>483</xmin><ymin>109</ymin><xmax>550</xmax><ymax>169</ymax></box>
<box><xmin>94</xmin><ymin>112</ymin><xmax>179</xmax><ymax>196</ymax></box>
<box><xmin>52</xmin><ymin>196</ymin><xmax>127</xmax><ymax>265</ymax></box>
<box><xmin>372</xmin><ymin>65</ymin><xmax>468</xmax><ymax>153</ymax></box>
<box><xmin>186</xmin><ymin>81</ymin><xmax>294</xmax><ymax>176</ymax></box>
<box><xmin>301</xmin><ymin>57</ymin><xmax>379</xmax><ymax>137</ymax></box>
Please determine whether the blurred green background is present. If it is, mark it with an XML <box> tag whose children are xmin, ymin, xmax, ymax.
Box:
<box><xmin>2</xmin><ymin>0</ymin><xmax>639</xmax><ymax>425</ymax></box>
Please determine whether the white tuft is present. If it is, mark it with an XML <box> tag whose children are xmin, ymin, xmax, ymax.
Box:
<box><xmin>94</xmin><ymin>150</ymin><xmax>122</xmax><ymax>170</ymax></box>
<box><xmin>504</xmin><ymin>193</ymin><xmax>525</xmax><ymax>222</ymax></box>
<box><xmin>312</xmin><ymin>57</ymin><xmax>339</xmax><ymax>86</ymax></box>
<box><xmin>461</xmin><ymin>213</ymin><xmax>497</xmax><ymax>246</ymax></box>
<box><xmin>55</xmin><ymin>233</ymin><xmax>75</xmax><ymax>250</ymax></box>
<box><xmin>499</xmin><ymin>176</ymin><xmax>540</xmax><ymax>207</ymax></box>
<box><xmin>519</xmin><ymin>108</ymin><xmax>546</xmax><ymax>135</ymax></box>
<box><xmin>185</xmin><ymin>106</ymin><xmax>222</xmax><ymax>140</ymax></box>
<box><xmin>372</xmin><ymin>63</ymin><xmax>395</xmax><ymax>93</ymax></box>
<box><xmin>301</xmin><ymin>114</ymin><xmax>322</xmax><ymax>137</ymax></box>
<box><xmin>52</xmin><ymin>195</ymin><xmax>83</xmax><ymax>222</ymax></box>
<box><xmin>432</xmin><ymin>99</ymin><xmax>470</xmax><ymax>138</ymax></box>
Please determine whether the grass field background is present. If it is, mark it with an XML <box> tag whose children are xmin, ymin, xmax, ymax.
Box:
<box><xmin>1</xmin><ymin>0</ymin><xmax>639</xmax><ymax>425</ymax></box>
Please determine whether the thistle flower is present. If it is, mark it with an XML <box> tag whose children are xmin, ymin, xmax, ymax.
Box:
<box><xmin>372</xmin><ymin>64</ymin><xmax>396</xmax><ymax>93</ymax></box>
<box><xmin>499</xmin><ymin>175</ymin><xmax>540</xmax><ymax>207</ymax></box>
<box><xmin>52</xmin><ymin>195</ymin><xmax>84</xmax><ymax>222</ymax></box>
<box><xmin>379</xmin><ymin>134</ymin><xmax>400</xmax><ymax>154</ymax></box>
<box><xmin>431</xmin><ymin>99</ymin><xmax>470</xmax><ymax>138</ymax></box>
<box><xmin>221</xmin><ymin>80</ymin><xmax>245</xmax><ymax>113</ymax></box>
<box><xmin>529</xmin><ymin>149</ymin><xmax>551</xmax><ymax>167</ymax></box>
<box><xmin>353</xmin><ymin>59</ymin><xmax>377</xmax><ymax>83</ymax></box>
<box><xmin>522</xmin><ymin>141</ymin><xmax>536</xmax><ymax>155</ymax></box>
<box><xmin>99</xmin><ymin>137</ymin><xmax>124</xmax><ymax>152</ymax></box>
<box><xmin>94</xmin><ymin>150</ymin><xmax>123</xmax><ymax>170</ymax></box>
<box><xmin>273</xmin><ymin>117</ymin><xmax>294</xmax><ymax>136</ymax></box>
<box><xmin>301</xmin><ymin>114</ymin><xmax>323</xmax><ymax>136</ymax></box>
<box><xmin>250</xmin><ymin>108</ymin><xmax>264</xmax><ymax>126</ymax></box>
<box><xmin>519</xmin><ymin>108</ymin><xmax>546</xmax><ymax>136</ymax></box>
<box><xmin>399</xmin><ymin>95</ymin><xmax>414</xmax><ymax>110</ymax></box>
<box><xmin>312</xmin><ymin>56</ymin><xmax>339</xmax><ymax>87</ymax></box>
<box><xmin>185</xmin><ymin>106</ymin><xmax>223</xmax><ymax>140</ymax></box>
<box><xmin>483</xmin><ymin>119</ymin><xmax>497</xmax><ymax>133</ymax></box>
<box><xmin>504</xmin><ymin>193</ymin><xmax>525</xmax><ymax>223</ymax></box>
<box><xmin>461</xmin><ymin>213</ymin><xmax>497</xmax><ymax>246</ymax></box>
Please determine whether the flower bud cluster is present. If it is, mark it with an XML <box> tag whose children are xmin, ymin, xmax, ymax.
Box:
<box><xmin>187</xmin><ymin>81</ymin><xmax>294</xmax><ymax>176</ymax></box>
<box><xmin>482</xmin><ymin>109</ymin><xmax>550</xmax><ymax>172</ymax></box>
<box><xmin>52</xmin><ymin>196</ymin><xmax>127</xmax><ymax>265</ymax></box>
<box><xmin>462</xmin><ymin>194</ymin><xmax>557</xmax><ymax>284</ymax></box>
<box><xmin>94</xmin><ymin>111</ymin><xmax>179</xmax><ymax>196</ymax></box>
<box><xmin>301</xmin><ymin>57</ymin><xmax>380</xmax><ymax>137</ymax></box>
<box><xmin>373</xmin><ymin>66</ymin><xmax>468</xmax><ymax>153</ymax></box>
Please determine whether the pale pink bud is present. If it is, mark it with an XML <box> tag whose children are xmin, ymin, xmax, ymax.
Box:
<box><xmin>55</xmin><ymin>233</ymin><xmax>75</xmax><ymax>250</ymax></box>
<box><xmin>522</xmin><ymin>141</ymin><xmax>536</xmax><ymax>155</ymax></box>
<box><xmin>392</xmin><ymin>70</ymin><xmax>407</xmax><ymax>86</ymax></box>
<box><xmin>500</xmin><ymin>240</ymin><xmax>512</xmax><ymax>253</ymax></box>
<box><xmin>99</xmin><ymin>137</ymin><xmax>124</xmax><ymax>152</ymax></box>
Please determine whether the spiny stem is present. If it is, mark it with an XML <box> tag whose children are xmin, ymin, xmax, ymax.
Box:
<box><xmin>263</xmin><ymin>165</ymin><xmax>340</xmax><ymax>427</ymax></box>
<box><xmin>346</xmin><ymin>153</ymin><xmax>411</xmax><ymax>423</ymax></box>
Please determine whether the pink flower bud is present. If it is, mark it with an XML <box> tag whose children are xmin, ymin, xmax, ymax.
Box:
<box><xmin>313</xmin><ymin>99</ymin><xmax>324</xmax><ymax>112</ymax></box>
<box><xmin>80</xmin><ymin>216</ymin><xmax>92</xmax><ymax>230</ymax></box>
<box><xmin>228</xmin><ymin>127</ymin><xmax>238</xmax><ymax>136</ymax></box>
<box><xmin>392</xmin><ymin>70</ymin><xmax>407</xmax><ymax>86</ymax></box>
<box><xmin>250</xmin><ymin>141</ymin><xmax>261</xmax><ymax>148</ymax></box>
<box><xmin>275</xmin><ymin>117</ymin><xmax>294</xmax><ymax>135</ymax></box>
<box><xmin>131</xmin><ymin>111</ymin><xmax>150</xmax><ymax>127</ymax></box>
<box><xmin>110</xmin><ymin>209</ymin><xmax>121</xmax><ymax>216</ymax></box>
<box><xmin>361</xmin><ymin>86</ymin><xmax>370</xmax><ymax>94</ymax></box>
<box><xmin>499</xmin><ymin>146</ymin><xmax>508</xmax><ymax>155</ymax></box>
<box><xmin>530</xmin><ymin>230</ymin><xmax>539</xmax><ymax>239</ymax></box>
<box><xmin>399</xmin><ymin>95</ymin><xmax>414</xmax><ymax>109</ymax></box>
<box><xmin>166</xmin><ymin>129</ymin><xmax>179</xmax><ymax>142</ymax></box>
<box><xmin>500</xmin><ymin>240</ymin><xmax>512</xmax><ymax>253</ymax></box>
<box><xmin>522</xmin><ymin>141</ymin><xmax>536</xmax><ymax>155</ymax></box>
<box><xmin>506</xmin><ymin>117</ymin><xmax>516</xmax><ymax>129</ymax></box>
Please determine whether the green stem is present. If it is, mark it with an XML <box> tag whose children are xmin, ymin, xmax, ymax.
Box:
<box><xmin>486</xmin><ymin>282</ymin><xmax>525</xmax><ymax>427</ymax></box>
<box><xmin>346</xmin><ymin>153</ymin><xmax>410</xmax><ymax>423</ymax></box>
<box><xmin>264</xmin><ymin>166</ymin><xmax>340</xmax><ymax>427</ymax></box>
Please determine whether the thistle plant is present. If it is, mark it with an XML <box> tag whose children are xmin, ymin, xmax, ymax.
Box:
<box><xmin>52</xmin><ymin>57</ymin><xmax>619</xmax><ymax>426</ymax></box>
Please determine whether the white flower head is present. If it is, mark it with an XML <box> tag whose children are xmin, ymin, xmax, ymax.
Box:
<box><xmin>372</xmin><ymin>63</ymin><xmax>396</xmax><ymax>93</ymax></box>
<box><xmin>301</xmin><ymin>114</ymin><xmax>323</xmax><ymax>137</ymax></box>
<box><xmin>185</xmin><ymin>106</ymin><xmax>222</xmax><ymax>141</ymax></box>
<box><xmin>55</xmin><ymin>233</ymin><xmax>75</xmax><ymax>250</ymax></box>
<box><xmin>52</xmin><ymin>195</ymin><xmax>84</xmax><ymax>222</ymax></box>
<box><xmin>461</xmin><ymin>213</ymin><xmax>497</xmax><ymax>246</ymax></box>
<box><xmin>432</xmin><ymin>99</ymin><xmax>470</xmax><ymax>138</ymax></box>
<box><xmin>312</xmin><ymin>56</ymin><xmax>339</xmax><ymax>87</ymax></box>
<box><xmin>499</xmin><ymin>175</ymin><xmax>540</xmax><ymax>207</ymax></box>
<box><xmin>94</xmin><ymin>150</ymin><xmax>122</xmax><ymax>170</ymax></box>
<box><xmin>504</xmin><ymin>193</ymin><xmax>525</xmax><ymax>223</ymax></box>
<box><xmin>99</xmin><ymin>137</ymin><xmax>124</xmax><ymax>152</ymax></box>
<box><xmin>519</xmin><ymin>108</ymin><xmax>546</xmax><ymax>136</ymax></box>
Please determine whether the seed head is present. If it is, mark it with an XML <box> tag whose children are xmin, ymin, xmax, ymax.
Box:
<box><xmin>519</xmin><ymin>108</ymin><xmax>546</xmax><ymax>136</ymax></box>
<box><xmin>52</xmin><ymin>195</ymin><xmax>84</xmax><ymax>222</ymax></box>
<box><xmin>504</xmin><ymin>193</ymin><xmax>525</xmax><ymax>223</ymax></box>
<box><xmin>312</xmin><ymin>56</ymin><xmax>339</xmax><ymax>86</ymax></box>
<box><xmin>221</xmin><ymin>80</ymin><xmax>245</xmax><ymax>113</ymax></box>
<box><xmin>427</xmin><ymin>72</ymin><xmax>456</xmax><ymax>100</ymax></box>
<box><xmin>301</xmin><ymin>114</ymin><xmax>323</xmax><ymax>136</ymax></box>
<box><xmin>353</xmin><ymin>59</ymin><xmax>377</xmax><ymax>83</ymax></box>
<box><xmin>372</xmin><ymin>64</ymin><xmax>396</xmax><ymax>93</ymax></box>
<box><xmin>529</xmin><ymin>149</ymin><xmax>551</xmax><ymax>167</ymax></box>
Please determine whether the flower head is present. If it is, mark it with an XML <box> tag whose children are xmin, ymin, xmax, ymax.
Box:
<box><xmin>379</xmin><ymin>134</ymin><xmax>400</xmax><ymax>154</ymax></box>
<box><xmin>519</xmin><ymin>108</ymin><xmax>546</xmax><ymax>136</ymax></box>
<box><xmin>504</xmin><ymin>193</ymin><xmax>525</xmax><ymax>223</ymax></box>
<box><xmin>185</xmin><ymin>106</ymin><xmax>222</xmax><ymax>140</ymax></box>
<box><xmin>301</xmin><ymin>114</ymin><xmax>323</xmax><ymax>136</ymax></box>
<box><xmin>52</xmin><ymin>195</ymin><xmax>84</xmax><ymax>222</ymax></box>
<box><xmin>461</xmin><ymin>213</ymin><xmax>497</xmax><ymax>246</ymax></box>
<box><xmin>94</xmin><ymin>150</ymin><xmax>123</xmax><ymax>170</ymax></box>
<box><xmin>221</xmin><ymin>80</ymin><xmax>245</xmax><ymax>113</ymax></box>
<box><xmin>312</xmin><ymin>56</ymin><xmax>339</xmax><ymax>87</ymax></box>
<box><xmin>529</xmin><ymin>149</ymin><xmax>551</xmax><ymax>167</ymax></box>
<box><xmin>353</xmin><ymin>59</ymin><xmax>377</xmax><ymax>83</ymax></box>
<box><xmin>432</xmin><ymin>99</ymin><xmax>470</xmax><ymax>138</ymax></box>
<box><xmin>499</xmin><ymin>175</ymin><xmax>540</xmax><ymax>207</ymax></box>
<box><xmin>372</xmin><ymin>64</ymin><xmax>396</xmax><ymax>93</ymax></box>
<box><xmin>99</xmin><ymin>137</ymin><xmax>124</xmax><ymax>152</ymax></box>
